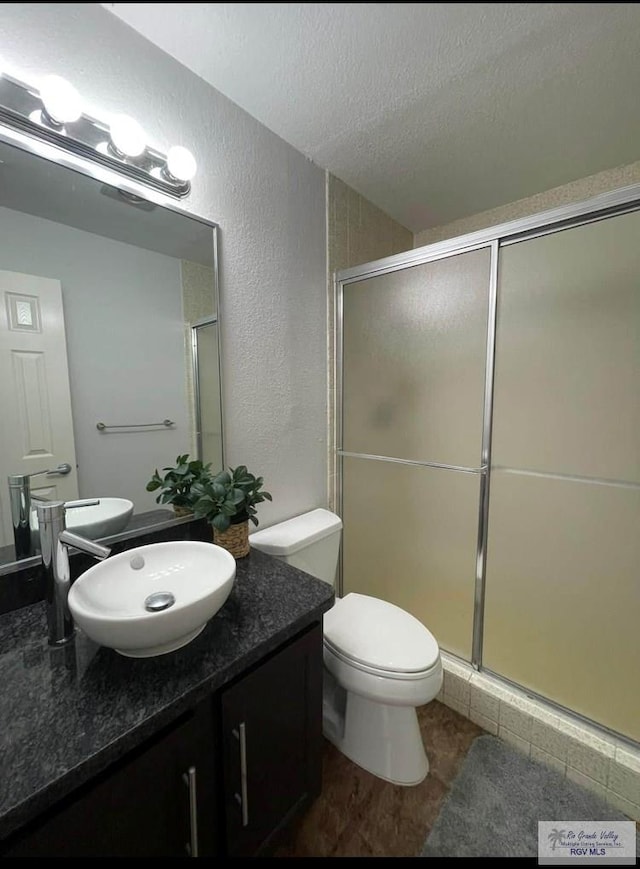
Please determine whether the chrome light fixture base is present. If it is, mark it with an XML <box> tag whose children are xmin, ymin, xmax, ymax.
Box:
<box><xmin>0</xmin><ymin>73</ymin><xmax>192</xmax><ymax>199</ymax></box>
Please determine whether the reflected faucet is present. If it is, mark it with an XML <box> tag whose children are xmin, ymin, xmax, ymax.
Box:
<box><xmin>7</xmin><ymin>464</ymin><xmax>73</xmax><ymax>557</ymax></box>
<box><xmin>36</xmin><ymin>501</ymin><xmax>111</xmax><ymax>645</ymax></box>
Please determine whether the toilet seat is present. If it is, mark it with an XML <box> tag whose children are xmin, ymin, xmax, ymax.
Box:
<box><xmin>323</xmin><ymin>639</ymin><xmax>440</xmax><ymax>681</ymax></box>
<box><xmin>323</xmin><ymin>593</ymin><xmax>440</xmax><ymax>677</ymax></box>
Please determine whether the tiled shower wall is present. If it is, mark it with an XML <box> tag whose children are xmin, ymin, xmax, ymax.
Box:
<box><xmin>438</xmin><ymin>654</ymin><xmax>640</xmax><ymax>822</ymax></box>
<box><xmin>326</xmin><ymin>174</ymin><xmax>413</xmax><ymax>510</ymax></box>
<box><xmin>414</xmin><ymin>159</ymin><xmax>640</xmax><ymax>246</ymax></box>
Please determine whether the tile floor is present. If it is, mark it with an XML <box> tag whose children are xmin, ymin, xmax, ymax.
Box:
<box><xmin>276</xmin><ymin>701</ymin><xmax>482</xmax><ymax>858</ymax></box>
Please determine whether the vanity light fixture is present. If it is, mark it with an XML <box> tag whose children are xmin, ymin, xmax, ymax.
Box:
<box><xmin>109</xmin><ymin>114</ymin><xmax>147</xmax><ymax>158</ymax></box>
<box><xmin>165</xmin><ymin>145</ymin><xmax>198</xmax><ymax>183</ymax></box>
<box><xmin>0</xmin><ymin>69</ymin><xmax>196</xmax><ymax>198</ymax></box>
<box><xmin>39</xmin><ymin>75</ymin><xmax>82</xmax><ymax>127</ymax></box>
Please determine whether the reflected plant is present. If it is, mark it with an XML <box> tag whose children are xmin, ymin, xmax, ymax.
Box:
<box><xmin>145</xmin><ymin>454</ymin><xmax>212</xmax><ymax>510</ymax></box>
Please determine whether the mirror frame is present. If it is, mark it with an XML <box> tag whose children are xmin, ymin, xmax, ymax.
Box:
<box><xmin>0</xmin><ymin>121</ymin><xmax>224</xmax><ymax>577</ymax></box>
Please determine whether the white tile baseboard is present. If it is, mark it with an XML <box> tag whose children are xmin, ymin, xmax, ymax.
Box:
<box><xmin>437</xmin><ymin>652</ymin><xmax>640</xmax><ymax>822</ymax></box>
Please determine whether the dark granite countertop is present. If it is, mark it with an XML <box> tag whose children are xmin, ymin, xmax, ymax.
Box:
<box><xmin>0</xmin><ymin>549</ymin><xmax>334</xmax><ymax>840</ymax></box>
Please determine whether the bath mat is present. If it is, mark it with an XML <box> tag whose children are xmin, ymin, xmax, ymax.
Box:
<box><xmin>421</xmin><ymin>734</ymin><xmax>635</xmax><ymax>858</ymax></box>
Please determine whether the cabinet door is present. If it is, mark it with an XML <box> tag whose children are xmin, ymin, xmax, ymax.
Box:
<box><xmin>2</xmin><ymin>701</ymin><xmax>217</xmax><ymax>857</ymax></box>
<box><xmin>221</xmin><ymin>624</ymin><xmax>323</xmax><ymax>857</ymax></box>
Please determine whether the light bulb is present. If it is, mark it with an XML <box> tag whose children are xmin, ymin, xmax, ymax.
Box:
<box><xmin>40</xmin><ymin>75</ymin><xmax>82</xmax><ymax>125</ymax></box>
<box><xmin>166</xmin><ymin>146</ymin><xmax>197</xmax><ymax>182</ymax></box>
<box><xmin>110</xmin><ymin>114</ymin><xmax>146</xmax><ymax>157</ymax></box>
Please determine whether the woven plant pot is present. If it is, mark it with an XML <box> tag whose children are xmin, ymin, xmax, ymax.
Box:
<box><xmin>173</xmin><ymin>505</ymin><xmax>193</xmax><ymax>518</ymax></box>
<box><xmin>214</xmin><ymin>520</ymin><xmax>249</xmax><ymax>559</ymax></box>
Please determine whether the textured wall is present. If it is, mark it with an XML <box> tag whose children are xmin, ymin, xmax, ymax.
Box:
<box><xmin>415</xmin><ymin>160</ymin><xmax>640</xmax><ymax>246</ymax></box>
<box><xmin>327</xmin><ymin>175</ymin><xmax>413</xmax><ymax>510</ymax></box>
<box><xmin>0</xmin><ymin>3</ymin><xmax>327</xmax><ymax>528</ymax></box>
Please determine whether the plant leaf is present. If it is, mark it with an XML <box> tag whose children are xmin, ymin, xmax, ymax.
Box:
<box><xmin>213</xmin><ymin>513</ymin><xmax>230</xmax><ymax>532</ymax></box>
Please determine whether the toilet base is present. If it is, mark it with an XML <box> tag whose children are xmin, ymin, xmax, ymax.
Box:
<box><xmin>323</xmin><ymin>691</ymin><xmax>429</xmax><ymax>786</ymax></box>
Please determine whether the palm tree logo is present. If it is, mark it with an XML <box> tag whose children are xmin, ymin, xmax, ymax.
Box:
<box><xmin>548</xmin><ymin>829</ymin><xmax>567</xmax><ymax>850</ymax></box>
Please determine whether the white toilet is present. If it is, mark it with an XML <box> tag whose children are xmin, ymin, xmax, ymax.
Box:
<box><xmin>249</xmin><ymin>508</ymin><xmax>443</xmax><ymax>786</ymax></box>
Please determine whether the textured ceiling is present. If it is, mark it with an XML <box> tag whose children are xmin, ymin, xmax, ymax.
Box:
<box><xmin>103</xmin><ymin>3</ymin><xmax>640</xmax><ymax>233</ymax></box>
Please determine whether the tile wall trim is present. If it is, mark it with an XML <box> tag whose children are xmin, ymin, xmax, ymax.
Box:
<box><xmin>437</xmin><ymin>652</ymin><xmax>640</xmax><ymax>822</ymax></box>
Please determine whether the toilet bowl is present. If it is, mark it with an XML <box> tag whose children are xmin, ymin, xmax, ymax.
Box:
<box><xmin>249</xmin><ymin>508</ymin><xmax>442</xmax><ymax>786</ymax></box>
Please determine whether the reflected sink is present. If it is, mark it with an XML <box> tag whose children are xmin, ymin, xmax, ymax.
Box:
<box><xmin>68</xmin><ymin>540</ymin><xmax>236</xmax><ymax>657</ymax></box>
<box><xmin>30</xmin><ymin>497</ymin><xmax>134</xmax><ymax>544</ymax></box>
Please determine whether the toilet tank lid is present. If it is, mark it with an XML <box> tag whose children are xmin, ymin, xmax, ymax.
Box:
<box><xmin>249</xmin><ymin>508</ymin><xmax>342</xmax><ymax>556</ymax></box>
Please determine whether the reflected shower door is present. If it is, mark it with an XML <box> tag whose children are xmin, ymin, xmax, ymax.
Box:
<box><xmin>341</xmin><ymin>247</ymin><xmax>491</xmax><ymax>659</ymax></box>
<box><xmin>484</xmin><ymin>210</ymin><xmax>640</xmax><ymax>741</ymax></box>
<box><xmin>192</xmin><ymin>320</ymin><xmax>223</xmax><ymax>471</ymax></box>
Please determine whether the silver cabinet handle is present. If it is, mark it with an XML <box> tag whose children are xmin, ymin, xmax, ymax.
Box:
<box><xmin>182</xmin><ymin>765</ymin><xmax>199</xmax><ymax>857</ymax></box>
<box><xmin>47</xmin><ymin>463</ymin><xmax>72</xmax><ymax>476</ymax></box>
<box><xmin>232</xmin><ymin>722</ymin><xmax>249</xmax><ymax>828</ymax></box>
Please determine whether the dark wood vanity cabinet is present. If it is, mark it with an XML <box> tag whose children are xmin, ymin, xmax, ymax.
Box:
<box><xmin>221</xmin><ymin>622</ymin><xmax>323</xmax><ymax>856</ymax></box>
<box><xmin>0</xmin><ymin>623</ymin><xmax>323</xmax><ymax>858</ymax></box>
<box><xmin>1</xmin><ymin>699</ymin><xmax>217</xmax><ymax>858</ymax></box>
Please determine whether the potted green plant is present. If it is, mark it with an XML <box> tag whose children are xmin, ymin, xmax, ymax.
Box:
<box><xmin>145</xmin><ymin>454</ymin><xmax>212</xmax><ymax>516</ymax></box>
<box><xmin>191</xmin><ymin>465</ymin><xmax>272</xmax><ymax>558</ymax></box>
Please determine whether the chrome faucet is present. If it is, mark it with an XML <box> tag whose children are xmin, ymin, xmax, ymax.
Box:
<box><xmin>36</xmin><ymin>501</ymin><xmax>111</xmax><ymax>645</ymax></box>
<box><xmin>7</xmin><ymin>463</ymin><xmax>73</xmax><ymax>557</ymax></box>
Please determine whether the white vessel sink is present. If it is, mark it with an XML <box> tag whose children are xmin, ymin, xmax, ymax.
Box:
<box><xmin>68</xmin><ymin>540</ymin><xmax>236</xmax><ymax>657</ymax></box>
<box><xmin>30</xmin><ymin>497</ymin><xmax>134</xmax><ymax>543</ymax></box>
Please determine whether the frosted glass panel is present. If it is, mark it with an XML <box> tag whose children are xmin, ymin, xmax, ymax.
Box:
<box><xmin>484</xmin><ymin>471</ymin><xmax>640</xmax><ymax>742</ymax></box>
<box><xmin>343</xmin><ymin>248</ymin><xmax>490</xmax><ymax>467</ymax></box>
<box><xmin>342</xmin><ymin>457</ymin><xmax>480</xmax><ymax>660</ymax></box>
<box><xmin>493</xmin><ymin>211</ymin><xmax>640</xmax><ymax>482</ymax></box>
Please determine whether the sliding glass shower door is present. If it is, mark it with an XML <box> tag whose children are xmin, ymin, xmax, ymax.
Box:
<box><xmin>341</xmin><ymin>247</ymin><xmax>491</xmax><ymax>659</ymax></box>
<box><xmin>483</xmin><ymin>210</ymin><xmax>640</xmax><ymax>742</ymax></box>
<box><xmin>338</xmin><ymin>195</ymin><xmax>640</xmax><ymax>742</ymax></box>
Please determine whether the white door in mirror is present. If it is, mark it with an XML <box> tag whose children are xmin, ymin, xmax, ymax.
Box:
<box><xmin>0</xmin><ymin>270</ymin><xmax>79</xmax><ymax>546</ymax></box>
<box><xmin>68</xmin><ymin>540</ymin><xmax>236</xmax><ymax>657</ymax></box>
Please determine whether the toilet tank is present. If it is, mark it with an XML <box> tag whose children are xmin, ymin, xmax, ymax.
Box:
<box><xmin>249</xmin><ymin>508</ymin><xmax>342</xmax><ymax>587</ymax></box>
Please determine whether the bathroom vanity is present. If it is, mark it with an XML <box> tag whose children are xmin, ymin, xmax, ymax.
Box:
<box><xmin>0</xmin><ymin>545</ymin><xmax>334</xmax><ymax>857</ymax></box>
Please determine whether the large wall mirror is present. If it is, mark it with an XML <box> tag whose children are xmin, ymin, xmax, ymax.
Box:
<box><xmin>0</xmin><ymin>137</ymin><xmax>223</xmax><ymax>570</ymax></box>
